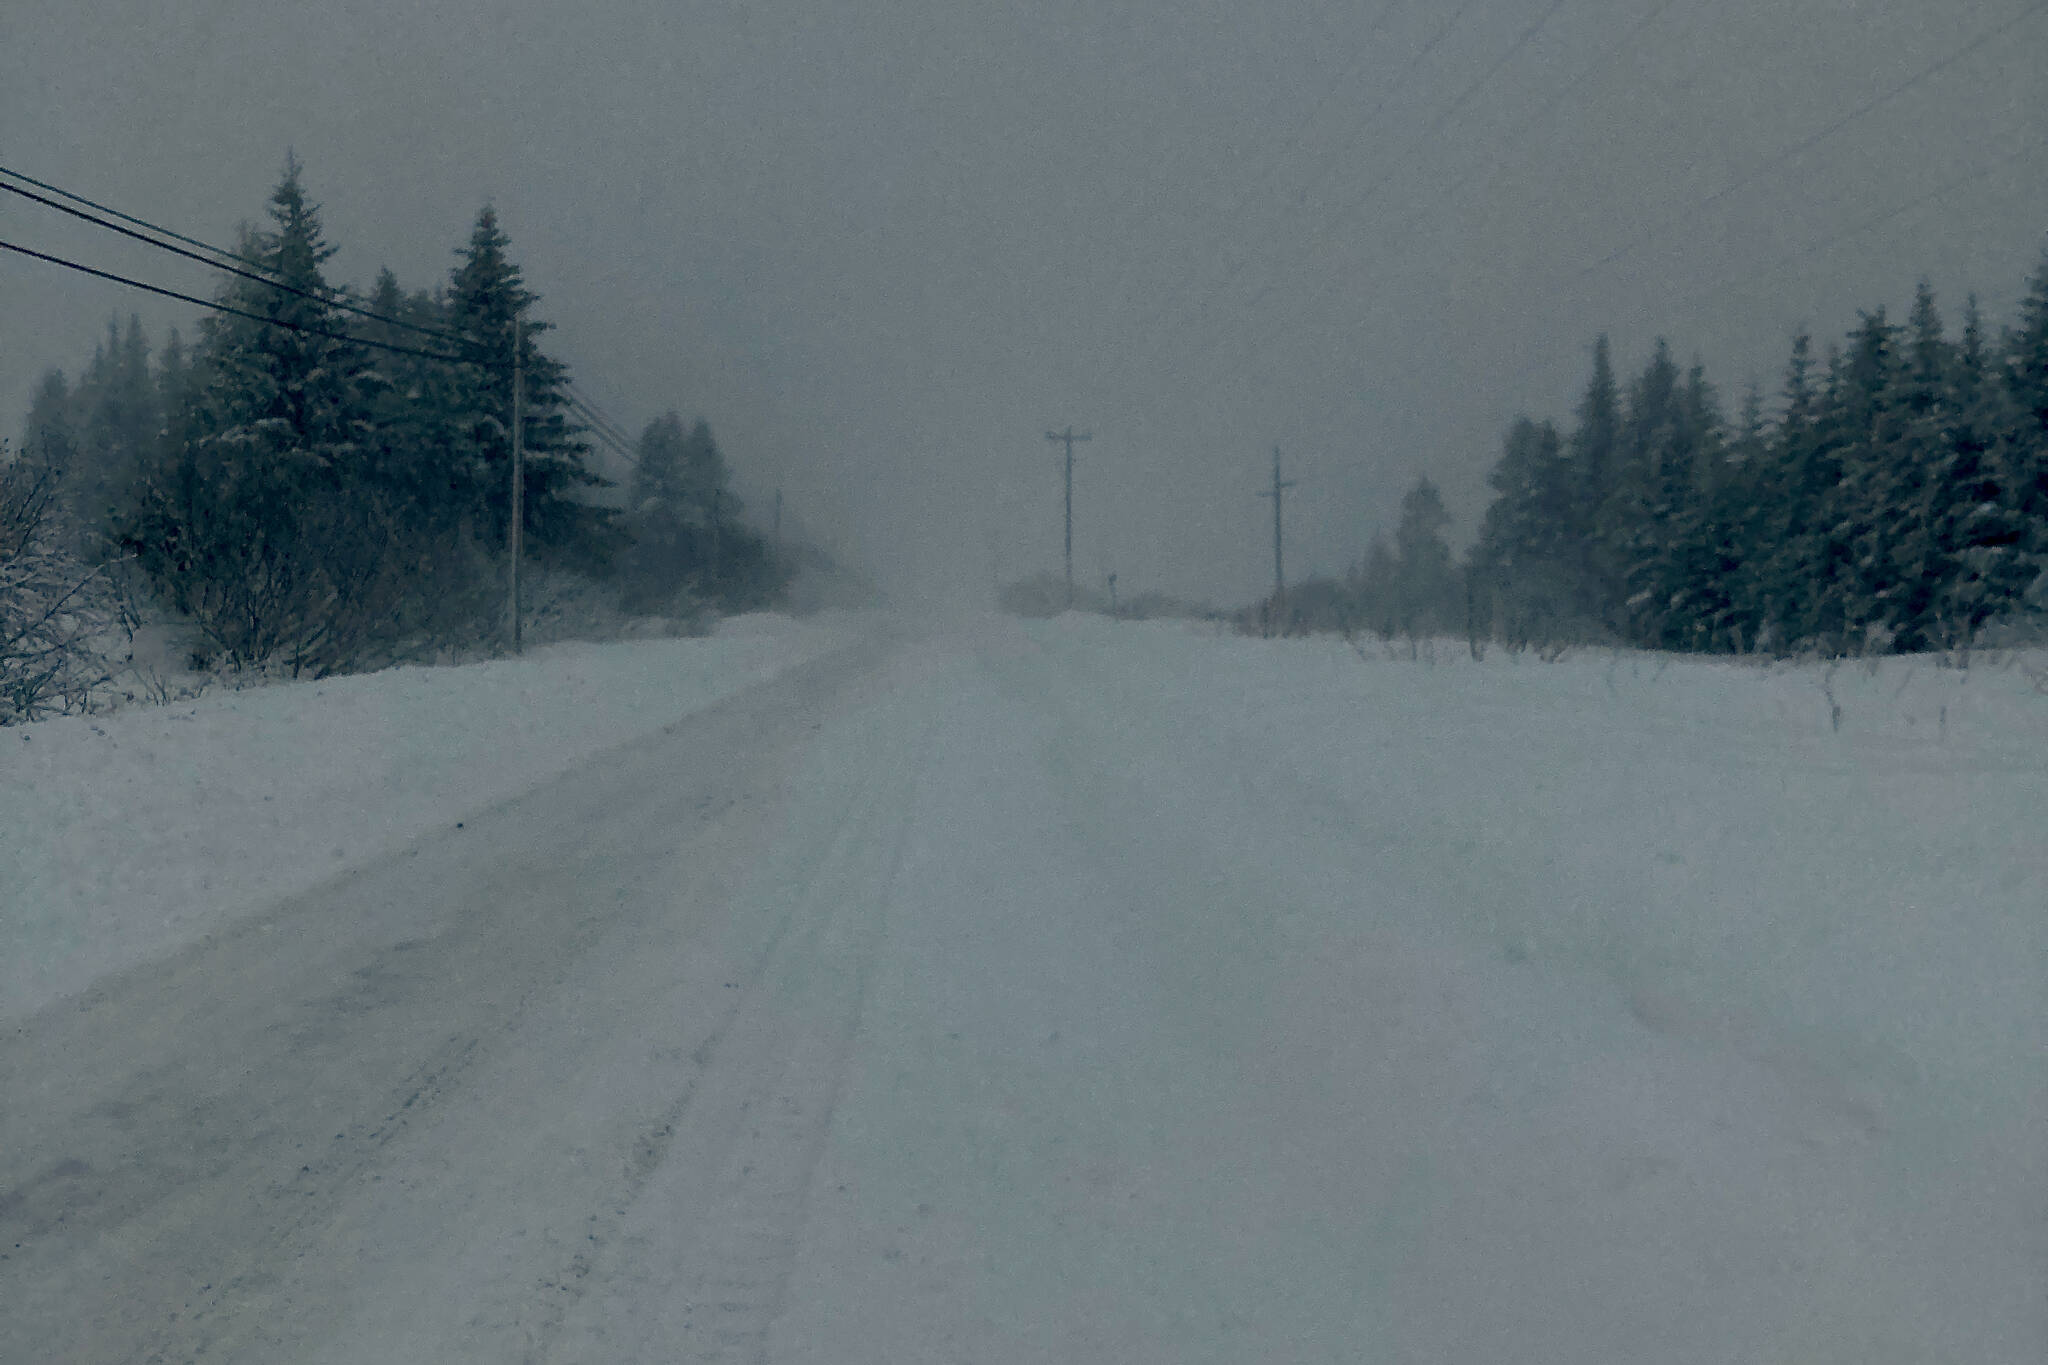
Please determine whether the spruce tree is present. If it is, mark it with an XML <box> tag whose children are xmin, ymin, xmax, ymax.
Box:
<box><xmin>21</xmin><ymin>370</ymin><xmax>75</xmax><ymax>477</ymax></box>
<box><xmin>1934</xmin><ymin>295</ymin><xmax>2034</xmax><ymax>639</ymax></box>
<box><xmin>1393</xmin><ymin>475</ymin><xmax>1456</xmax><ymax>635</ymax></box>
<box><xmin>445</xmin><ymin>206</ymin><xmax>607</xmax><ymax>557</ymax></box>
<box><xmin>1605</xmin><ymin>338</ymin><xmax>1682</xmax><ymax>643</ymax></box>
<box><xmin>2004</xmin><ymin>247</ymin><xmax>2048</xmax><ymax>611</ymax></box>
<box><xmin>618</xmin><ymin>412</ymin><xmax>699</xmax><ymax>613</ymax></box>
<box><xmin>1826</xmin><ymin>309</ymin><xmax>1905</xmax><ymax>650</ymax></box>
<box><xmin>121</xmin><ymin>155</ymin><xmax>371</xmax><ymax>666</ymax></box>
<box><xmin>1566</xmin><ymin>335</ymin><xmax>1621</xmax><ymax>620</ymax></box>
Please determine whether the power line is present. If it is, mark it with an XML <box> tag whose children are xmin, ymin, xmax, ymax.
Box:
<box><xmin>0</xmin><ymin>166</ymin><xmax>473</xmax><ymax>348</ymax></box>
<box><xmin>562</xmin><ymin>386</ymin><xmax>639</xmax><ymax>458</ymax></box>
<box><xmin>1127</xmin><ymin>0</ymin><xmax>1570</xmax><ymax>388</ymax></box>
<box><xmin>1216</xmin><ymin>0</ymin><xmax>1569</xmax><ymax>332</ymax></box>
<box><xmin>1490</xmin><ymin>138</ymin><xmax>2042</xmax><ymax>414</ymax></box>
<box><xmin>0</xmin><ymin>236</ymin><xmax>489</xmax><ymax>369</ymax></box>
<box><xmin>1584</xmin><ymin>0</ymin><xmax>2048</xmax><ymax>276</ymax></box>
<box><xmin>0</xmin><ymin>163</ymin><xmax>255</xmax><ymax>269</ymax></box>
<box><xmin>561</xmin><ymin>393</ymin><xmax>641</xmax><ymax>473</ymax></box>
<box><xmin>1132</xmin><ymin>0</ymin><xmax>1489</xmax><ymax>337</ymax></box>
<box><xmin>1104</xmin><ymin>2</ymin><xmax>1402</xmax><ymax>326</ymax></box>
<box><xmin>565</xmin><ymin>389</ymin><xmax>635</xmax><ymax>451</ymax></box>
<box><xmin>1414</xmin><ymin>0</ymin><xmax>1695</xmax><ymax>235</ymax></box>
<box><xmin>1319</xmin><ymin>0</ymin><xmax>1572</xmax><ymax>238</ymax></box>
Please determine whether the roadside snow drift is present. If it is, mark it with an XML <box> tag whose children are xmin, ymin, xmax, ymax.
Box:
<box><xmin>0</xmin><ymin>613</ymin><xmax>860</xmax><ymax>1025</ymax></box>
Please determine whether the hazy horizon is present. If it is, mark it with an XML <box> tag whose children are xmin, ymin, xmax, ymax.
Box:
<box><xmin>6</xmin><ymin>0</ymin><xmax>2044</xmax><ymax>606</ymax></box>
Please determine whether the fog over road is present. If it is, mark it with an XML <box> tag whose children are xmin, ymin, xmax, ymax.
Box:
<box><xmin>4</xmin><ymin>618</ymin><xmax>2038</xmax><ymax>1363</ymax></box>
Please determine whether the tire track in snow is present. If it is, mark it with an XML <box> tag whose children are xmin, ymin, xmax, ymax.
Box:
<box><xmin>0</xmin><ymin>640</ymin><xmax>890</xmax><ymax>1365</ymax></box>
<box><xmin>536</xmin><ymin>687</ymin><xmax>933</xmax><ymax>1364</ymax></box>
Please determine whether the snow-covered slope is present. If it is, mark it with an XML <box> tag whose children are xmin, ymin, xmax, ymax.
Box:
<box><xmin>4</xmin><ymin>611</ymin><xmax>2041</xmax><ymax>1361</ymax></box>
<box><xmin>0</xmin><ymin>612</ymin><xmax>863</xmax><ymax>1025</ymax></box>
<box><xmin>754</xmin><ymin>618</ymin><xmax>2045</xmax><ymax>1363</ymax></box>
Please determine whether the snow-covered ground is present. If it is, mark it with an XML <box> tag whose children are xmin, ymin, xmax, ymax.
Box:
<box><xmin>760</xmin><ymin>617</ymin><xmax>2045</xmax><ymax>1363</ymax></box>
<box><xmin>0</xmin><ymin>611</ymin><xmax>864</xmax><ymax>1025</ymax></box>
<box><xmin>3</xmin><ymin>611</ymin><xmax>2042</xmax><ymax>1362</ymax></box>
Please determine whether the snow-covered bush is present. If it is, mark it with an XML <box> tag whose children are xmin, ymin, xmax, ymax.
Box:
<box><xmin>0</xmin><ymin>453</ymin><xmax>117</xmax><ymax>722</ymax></box>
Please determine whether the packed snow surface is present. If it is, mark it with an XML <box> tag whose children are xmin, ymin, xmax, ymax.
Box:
<box><xmin>3</xmin><ymin>610</ymin><xmax>2042</xmax><ymax>1361</ymax></box>
<box><xmin>0</xmin><ymin>612</ymin><xmax>861</xmax><ymax>1024</ymax></box>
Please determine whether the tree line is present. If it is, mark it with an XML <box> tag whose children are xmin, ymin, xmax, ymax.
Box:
<box><xmin>11</xmin><ymin>156</ymin><xmax>788</xmax><ymax>686</ymax></box>
<box><xmin>1277</xmin><ymin>250</ymin><xmax>2048</xmax><ymax>657</ymax></box>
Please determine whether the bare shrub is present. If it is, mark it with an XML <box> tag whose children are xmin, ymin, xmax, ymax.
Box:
<box><xmin>0</xmin><ymin>455</ymin><xmax>118</xmax><ymax>722</ymax></box>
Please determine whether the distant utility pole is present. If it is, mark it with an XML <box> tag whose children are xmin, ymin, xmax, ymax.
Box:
<box><xmin>508</xmin><ymin>318</ymin><xmax>525</xmax><ymax>654</ymax></box>
<box><xmin>1256</xmin><ymin>444</ymin><xmax>1296</xmax><ymax>628</ymax></box>
<box><xmin>1045</xmin><ymin>427</ymin><xmax>1092</xmax><ymax>606</ymax></box>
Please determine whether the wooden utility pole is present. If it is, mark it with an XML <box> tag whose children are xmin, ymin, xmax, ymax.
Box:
<box><xmin>508</xmin><ymin>318</ymin><xmax>524</xmax><ymax>654</ymax></box>
<box><xmin>1045</xmin><ymin>427</ymin><xmax>1092</xmax><ymax>606</ymax></box>
<box><xmin>1257</xmin><ymin>444</ymin><xmax>1296</xmax><ymax>629</ymax></box>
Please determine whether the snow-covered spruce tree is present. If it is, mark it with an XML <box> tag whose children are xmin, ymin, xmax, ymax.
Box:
<box><xmin>443</xmin><ymin>206</ymin><xmax>612</xmax><ymax>566</ymax></box>
<box><xmin>1928</xmin><ymin>295</ymin><xmax>2036</xmax><ymax>643</ymax></box>
<box><xmin>1630</xmin><ymin>362</ymin><xmax>1731</xmax><ymax>652</ymax></box>
<box><xmin>65</xmin><ymin>316</ymin><xmax>159</xmax><ymax>555</ymax></box>
<box><xmin>1467</xmin><ymin>420</ymin><xmax>1584</xmax><ymax>649</ymax></box>
<box><xmin>1599</xmin><ymin>339</ymin><xmax>1681</xmax><ymax>645</ymax></box>
<box><xmin>1749</xmin><ymin>332</ymin><xmax>1825</xmax><ymax>652</ymax></box>
<box><xmin>346</xmin><ymin>269</ymin><xmax>501</xmax><ymax>650</ymax></box>
<box><xmin>119</xmin><ymin>155</ymin><xmax>375</xmax><ymax>672</ymax></box>
<box><xmin>1473</xmin><ymin>417</ymin><xmax>1573</xmax><ymax>577</ymax></box>
<box><xmin>1707</xmin><ymin>381</ymin><xmax>1771</xmax><ymax>652</ymax></box>
<box><xmin>1820</xmin><ymin>310</ymin><xmax>1908</xmax><ymax>653</ymax></box>
<box><xmin>1391</xmin><ymin>475</ymin><xmax>1457</xmax><ymax>641</ymax></box>
<box><xmin>1566</xmin><ymin>335</ymin><xmax>1623</xmax><ymax>625</ymax></box>
<box><xmin>1874</xmin><ymin>282</ymin><xmax>1974</xmax><ymax>651</ymax></box>
<box><xmin>20</xmin><ymin>368</ymin><xmax>77</xmax><ymax>492</ymax></box>
<box><xmin>617</xmin><ymin>411</ymin><xmax>706</xmax><ymax>615</ymax></box>
<box><xmin>2003</xmin><ymin>247</ymin><xmax>2048</xmax><ymax>618</ymax></box>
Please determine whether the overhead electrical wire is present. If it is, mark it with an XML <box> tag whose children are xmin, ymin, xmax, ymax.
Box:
<box><xmin>0</xmin><ymin>171</ymin><xmax>473</xmax><ymax>349</ymax></box>
<box><xmin>563</xmin><ymin>386</ymin><xmax>638</xmax><ymax>452</ymax></box>
<box><xmin>1493</xmin><ymin>137</ymin><xmax>2044</xmax><ymax>402</ymax></box>
<box><xmin>1320</xmin><ymin>0</ymin><xmax>1573</xmax><ymax>236</ymax></box>
<box><xmin>1131</xmin><ymin>0</ymin><xmax>1572</xmax><ymax>384</ymax></box>
<box><xmin>5</xmin><ymin>168</ymin><xmax>665</xmax><ymax>480</ymax></box>
<box><xmin>1101</xmin><ymin>1</ymin><xmax>1402</xmax><ymax>325</ymax></box>
<box><xmin>1394</xmin><ymin>0</ymin><xmax>1696</xmax><ymax>240</ymax></box>
<box><xmin>1112</xmin><ymin>0</ymin><xmax>2042</xmax><ymax>420</ymax></box>
<box><xmin>0</xmin><ymin>163</ymin><xmax>257</xmax><ymax>270</ymax></box>
<box><xmin>1583</xmin><ymin>0</ymin><xmax>2048</xmax><ymax>275</ymax></box>
<box><xmin>1130</xmin><ymin>0</ymin><xmax>1490</xmax><ymax>337</ymax></box>
<box><xmin>0</xmin><ymin>236</ymin><xmax>487</xmax><ymax>369</ymax></box>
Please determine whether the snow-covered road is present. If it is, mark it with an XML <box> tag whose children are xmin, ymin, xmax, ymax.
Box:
<box><xmin>3</xmin><ymin>616</ymin><xmax>2041</xmax><ymax>1362</ymax></box>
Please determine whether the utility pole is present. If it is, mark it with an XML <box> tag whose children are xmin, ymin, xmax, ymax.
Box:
<box><xmin>1045</xmin><ymin>427</ymin><xmax>1092</xmax><ymax>606</ymax></box>
<box><xmin>772</xmin><ymin>487</ymin><xmax>782</xmax><ymax>545</ymax></box>
<box><xmin>508</xmin><ymin>318</ymin><xmax>524</xmax><ymax>654</ymax></box>
<box><xmin>1256</xmin><ymin>444</ymin><xmax>1296</xmax><ymax>632</ymax></box>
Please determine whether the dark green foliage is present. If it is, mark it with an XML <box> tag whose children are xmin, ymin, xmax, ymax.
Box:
<box><xmin>445</xmin><ymin>206</ymin><xmax>611</xmax><ymax>557</ymax></box>
<box><xmin>1464</xmin><ymin>248</ymin><xmax>2048</xmax><ymax>658</ymax></box>
<box><xmin>618</xmin><ymin>414</ymin><xmax>787</xmax><ymax>615</ymax></box>
<box><xmin>21</xmin><ymin>156</ymin><xmax>788</xmax><ymax>679</ymax></box>
<box><xmin>1393</xmin><ymin>475</ymin><xmax>1458</xmax><ymax>635</ymax></box>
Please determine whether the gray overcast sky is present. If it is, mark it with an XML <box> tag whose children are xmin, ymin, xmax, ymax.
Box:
<box><xmin>4</xmin><ymin>0</ymin><xmax>2044</xmax><ymax>605</ymax></box>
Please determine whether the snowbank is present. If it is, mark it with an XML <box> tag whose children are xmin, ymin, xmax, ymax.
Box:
<box><xmin>1022</xmin><ymin>618</ymin><xmax>2046</xmax><ymax>1176</ymax></box>
<box><xmin>0</xmin><ymin>613</ymin><xmax>864</xmax><ymax>1024</ymax></box>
